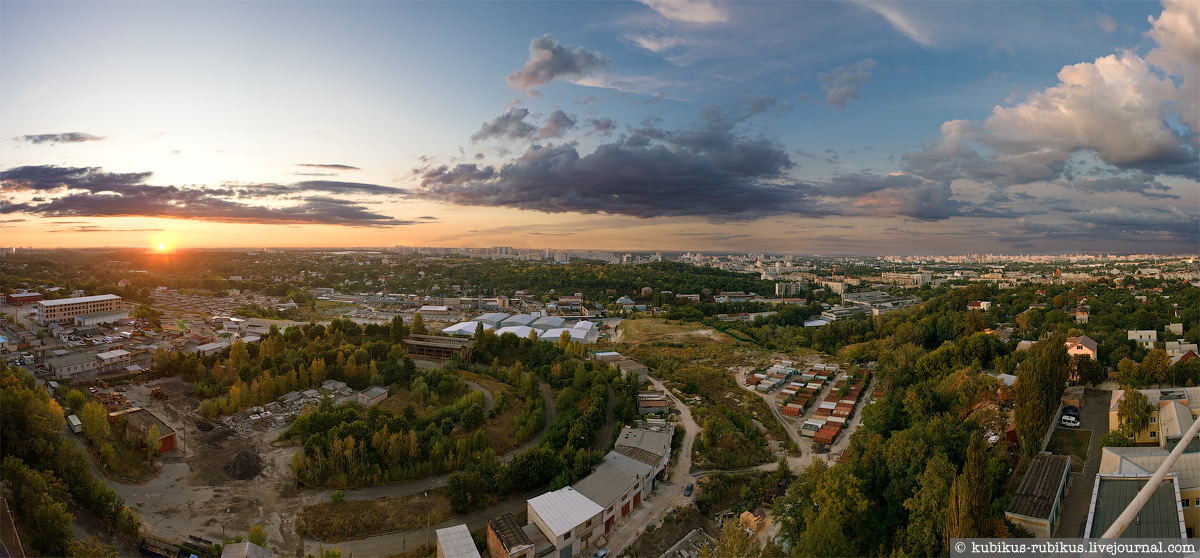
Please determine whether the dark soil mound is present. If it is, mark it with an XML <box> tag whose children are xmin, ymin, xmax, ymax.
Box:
<box><xmin>195</xmin><ymin>421</ymin><xmax>214</xmax><ymax>432</ymax></box>
<box><xmin>224</xmin><ymin>450</ymin><xmax>263</xmax><ymax>480</ymax></box>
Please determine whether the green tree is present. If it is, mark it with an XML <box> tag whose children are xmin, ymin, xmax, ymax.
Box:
<box><xmin>950</xmin><ymin>433</ymin><xmax>991</xmax><ymax>538</ymax></box>
<box><xmin>1117</xmin><ymin>357</ymin><xmax>1140</xmax><ymax>387</ymax></box>
<box><xmin>31</xmin><ymin>496</ymin><xmax>74</xmax><ymax>556</ymax></box>
<box><xmin>116</xmin><ymin>507</ymin><xmax>141</xmax><ymax>538</ymax></box>
<box><xmin>145</xmin><ymin>424</ymin><xmax>162</xmax><ymax>457</ymax></box>
<box><xmin>65</xmin><ymin>389</ymin><xmax>87</xmax><ymax>415</ymax></box>
<box><xmin>1100</xmin><ymin>430</ymin><xmax>1136</xmax><ymax>448</ymax></box>
<box><xmin>794</xmin><ymin>466</ymin><xmax>870</xmax><ymax>556</ymax></box>
<box><xmin>1014</xmin><ymin>335</ymin><xmax>1069</xmax><ymax>456</ymax></box>
<box><xmin>701</xmin><ymin>515</ymin><xmax>760</xmax><ymax>558</ymax></box>
<box><xmin>1142</xmin><ymin>349</ymin><xmax>1172</xmax><ymax>386</ymax></box>
<box><xmin>1072</xmin><ymin>355</ymin><xmax>1105</xmax><ymax>386</ymax></box>
<box><xmin>229</xmin><ymin>340</ymin><xmax>249</xmax><ymax>372</ymax></box>
<box><xmin>410</xmin><ymin>313</ymin><xmax>427</xmax><ymax>335</ymax></box>
<box><xmin>80</xmin><ymin>401</ymin><xmax>109</xmax><ymax>445</ymax></box>
<box><xmin>1117</xmin><ymin>386</ymin><xmax>1153</xmax><ymax>437</ymax></box>
<box><xmin>901</xmin><ymin>452</ymin><xmax>956</xmax><ymax>557</ymax></box>
<box><xmin>68</xmin><ymin>536</ymin><xmax>119</xmax><ymax>557</ymax></box>
<box><xmin>247</xmin><ymin>524</ymin><xmax>267</xmax><ymax>547</ymax></box>
<box><xmin>445</xmin><ymin>470</ymin><xmax>490</xmax><ymax>514</ymax></box>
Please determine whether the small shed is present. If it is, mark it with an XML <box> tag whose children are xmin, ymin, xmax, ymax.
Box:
<box><xmin>1005</xmin><ymin>454</ymin><xmax>1070</xmax><ymax>537</ymax></box>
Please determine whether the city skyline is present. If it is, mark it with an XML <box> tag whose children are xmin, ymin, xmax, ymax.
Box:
<box><xmin>1</xmin><ymin>0</ymin><xmax>1197</xmax><ymax>254</ymax></box>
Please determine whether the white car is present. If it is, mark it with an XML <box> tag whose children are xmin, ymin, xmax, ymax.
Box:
<box><xmin>1060</xmin><ymin>415</ymin><xmax>1080</xmax><ymax>428</ymax></box>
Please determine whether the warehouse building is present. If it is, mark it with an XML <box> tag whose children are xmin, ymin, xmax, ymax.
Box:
<box><xmin>35</xmin><ymin>294</ymin><xmax>123</xmax><ymax>325</ymax></box>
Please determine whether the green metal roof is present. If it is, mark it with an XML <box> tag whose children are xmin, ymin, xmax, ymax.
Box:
<box><xmin>1087</xmin><ymin>477</ymin><xmax>1183</xmax><ymax>538</ymax></box>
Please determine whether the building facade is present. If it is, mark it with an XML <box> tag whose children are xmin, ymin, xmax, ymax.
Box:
<box><xmin>35</xmin><ymin>295</ymin><xmax>123</xmax><ymax>325</ymax></box>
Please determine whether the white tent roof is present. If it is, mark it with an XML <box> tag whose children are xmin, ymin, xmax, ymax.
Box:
<box><xmin>442</xmin><ymin>321</ymin><xmax>491</xmax><ymax>336</ymax></box>
<box><xmin>573</xmin><ymin>320</ymin><xmax>597</xmax><ymax>331</ymax></box>
<box><xmin>541</xmin><ymin>328</ymin><xmax>591</xmax><ymax>343</ymax></box>
<box><xmin>501</xmin><ymin>314</ymin><xmax>537</xmax><ymax>327</ymax></box>
<box><xmin>495</xmin><ymin>325</ymin><xmax>538</xmax><ymax>339</ymax></box>
<box><xmin>473</xmin><ymin>312</ymin><xmax>511</xmax><ymax>325</ymax></box>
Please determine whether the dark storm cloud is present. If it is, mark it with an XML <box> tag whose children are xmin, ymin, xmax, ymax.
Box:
<box><xmin>537</xmin><ymin>110</ymin><xmax>577</xmax><ymax>139</ymax></box>
<box><xmin>506</xmin><ymin>34</ymin><xmax>611</xmax><ymax>94</ymax></box>
<box><xmin>418</xmin><ymin>120</ymin><xmax>820</xmax><ymax>219</ymax></box>
<box><xmin>295</xmin><ymin>163</ymin><xmax>361</xmax><ymax>171</ymax></box>
<box><xmin>471</xmin><ymin>108</ymin><xmax>537</xmax><ymax>142</ymax></box>
<box><xmin>820</xmin><ymin>59</ymin><xmax>876</xmax><ymax>109</ymax></box>
<box><xmin>14</xmin><ymin>132</ymin><xmax>105</xmax><ymax>145</ymax></box>
<box><xmin>0</xmin><ymin>165</ymin><xmax>410</xmax><ymax>227</ymax></box>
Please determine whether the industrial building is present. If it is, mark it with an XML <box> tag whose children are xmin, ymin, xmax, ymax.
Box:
<box><xmin>573</xmin><ymin>452</ymin><xmax>655</xmax><ymax>535</ymax></box>
<box><xmin>357</xmin><ymin>386</ymin><xmax>389</xmax><ymax>406</ymax></box>
<box><xmin>47</xmin><ymin>352</ymin><xmax>101</xmax><ymax>380</ymax></box>
<box><xmin>4</xmin><ymin>292</ymin><xmax>42</xmax><ymax>305</ymax></box>
<box><xmin>1084</xmin><ymin>475</ymin><xmax>1186</xmax><ymax>538</ymax></box>
<box><xmin>526</xmin><ymin>487</ymin><xmax>603</xmax><ymax>558</ymax></box>
<box><xmin>401</xmin><ymin>334</ymin><xmax>474</xmax><ymax>361</ymax></box>
<box><xmin>35</xmin><ymin>294</ymin><xmax>124</xmax><ymax>325</ymax></box>
<box><xmin>124</xmin><ymin>409</ymin><xmax>177</xmax><ymax>454</ymax></box>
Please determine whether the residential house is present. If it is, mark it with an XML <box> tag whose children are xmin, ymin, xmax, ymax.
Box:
<box><xmin>1065</xmin><ymin>335</ymin><xmax>1098</xmax><ymax>361</ymax></box>
<box><xmin>1129</xmin><ymin>330</ymin><xmax>1158</xmax><ymax>350</ymax></box>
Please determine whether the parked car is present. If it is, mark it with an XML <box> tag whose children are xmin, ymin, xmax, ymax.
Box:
<box><xmin>1061</xmin><ymin>414</ymin><xmax>1081</xmax><ymax>428</ymax></box>
<box><xmin>1063</xmin><ymin>405</ymin><xmax>1080</xmax><ymax>417</ymax></box>
<box><xmin>594</xmin><ymin>548</ymin><xmax>610</xmax><ymax>558</ymax></box>
<box><xmin>684</xmin><ymin>483</ymin><xmax>694</xmax><ymax>496</ymax></box>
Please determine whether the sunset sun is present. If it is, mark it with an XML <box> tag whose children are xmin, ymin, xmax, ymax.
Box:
<box><xmin>158</xmin><ymin>243</ymin><xmax>166</xmax><ymax>251</ymax></box>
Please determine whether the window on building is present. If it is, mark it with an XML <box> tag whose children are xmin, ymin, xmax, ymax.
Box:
<box><xmin>1151</xmin><ymin>416</ymin><xmax>1157</xmax><ymax>424</ymax></box>
<box><xmin>1151</xmin><ymin>431</ymin><xmax>1157</xmax><ymax>438</ymax></box>
<box><xmin>1184</xmin><ymin>499</ymin><xmax>1191</xmax><ymax>508</ymax></box>
<box><xmin>564</xmin><ymin>530</ymin><xmax>571</xmax><ymax>540</ymax></box>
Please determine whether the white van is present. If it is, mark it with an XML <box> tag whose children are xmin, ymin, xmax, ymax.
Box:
<box><xmin>1061</xmin><ymin>415</ymin><xmax>1080</xmax><ymax>428</ymax></box>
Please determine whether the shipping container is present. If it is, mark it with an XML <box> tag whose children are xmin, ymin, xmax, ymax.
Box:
<box><xmin>814</xmin><ymin>425</ymin><xmax>841</xmax><ymax>445</ymax></box>
<box><xmin>800</xmin><ymin>420</ymin><xmax>824</xmax><ymax>437</ymax></box>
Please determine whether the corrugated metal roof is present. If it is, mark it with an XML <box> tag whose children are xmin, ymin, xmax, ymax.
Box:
<box><xmin>488</xmin><ymin>513</ymin><xmax>532</xmax><ymax>553</ymax></box>
<box><xmin>435</xmin><ymin>524</ymin><xmax>480</xmax><ymax>558</ymax></box>
<box><xmin>1007</xmin><ymin>454</ymin><xmax>1070</xmax><ymax>519</ymax></box>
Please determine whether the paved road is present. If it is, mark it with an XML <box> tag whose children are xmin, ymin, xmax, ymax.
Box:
<box><xmin>1053</xmin><ymin>389</ymin><xmax>1110</xmax><ymax>537</ymax></box>
<box><xmin>463</xmin><ymin>379</ymin><xmax>495</xmax><ymax>413</ymax></box>
<box><xmin>501</xmin><ymin>382</ymin><xmax>555</xmax><ymax>462</ymax></box>
<box><xmin>603</xmin><ymin>376</ymin><xmax>699</xmax><ymax>555</ymax></box>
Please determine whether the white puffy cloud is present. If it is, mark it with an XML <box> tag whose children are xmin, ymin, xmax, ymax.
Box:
<box><xmin>905</xmin><ymin>0</ymin><xmax>1199</xmax><ymax>188</ymax></box>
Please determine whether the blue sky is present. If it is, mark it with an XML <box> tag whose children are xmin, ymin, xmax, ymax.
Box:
<box><xmin>1</xmin><ymin>0</ymin><xmax>1196</xmax><ymax>254</ymax></box>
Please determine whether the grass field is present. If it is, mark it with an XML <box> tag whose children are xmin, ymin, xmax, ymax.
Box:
<box><xmin>1046</xmin><ymin>428</ymin><xmax>1092</xmax><ymax>473</ymax></box>
<box><xmin>618</xmin><ymin>318</ymin><xmax>740</xmax><ymax>345</ymax></box>
<box><xmin>297</xmin><ymin>489</ymin><xmax>453</xmax><ymax>542</ymax></box>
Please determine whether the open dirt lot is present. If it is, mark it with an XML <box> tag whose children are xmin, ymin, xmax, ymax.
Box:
<box><xmin>107</xmin><ymin>376</ymin><xmax>325</xmax><ymax>554</ymax></box>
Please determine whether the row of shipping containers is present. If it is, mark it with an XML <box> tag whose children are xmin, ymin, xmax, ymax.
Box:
<box><xmin>808</xmin><ymin>365</ymin><xmax>875</xmax><ymax>445</ymax></box>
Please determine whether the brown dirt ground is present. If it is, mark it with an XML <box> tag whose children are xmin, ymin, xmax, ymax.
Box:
<box><xmin>626</xmin><ymin>504</ymin><xmax>714</xmax><ymax>558</ymax></box>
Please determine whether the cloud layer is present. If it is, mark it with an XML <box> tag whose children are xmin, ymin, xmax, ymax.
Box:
<box><xmin>14</xmin><ymin>132</ymin><xmax>105</xmax><ymax>145</ymax></box>
<box><xmin>0</xmin><ymin>165</ymin><xmax>409</xmax><ymax>227</ymax></box>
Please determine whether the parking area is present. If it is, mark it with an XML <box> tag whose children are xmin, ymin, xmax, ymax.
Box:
<box><xmin>1053</xmin><ymin>388</ymin><xmax>1111</xmax><ymax>537</ymax></box>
